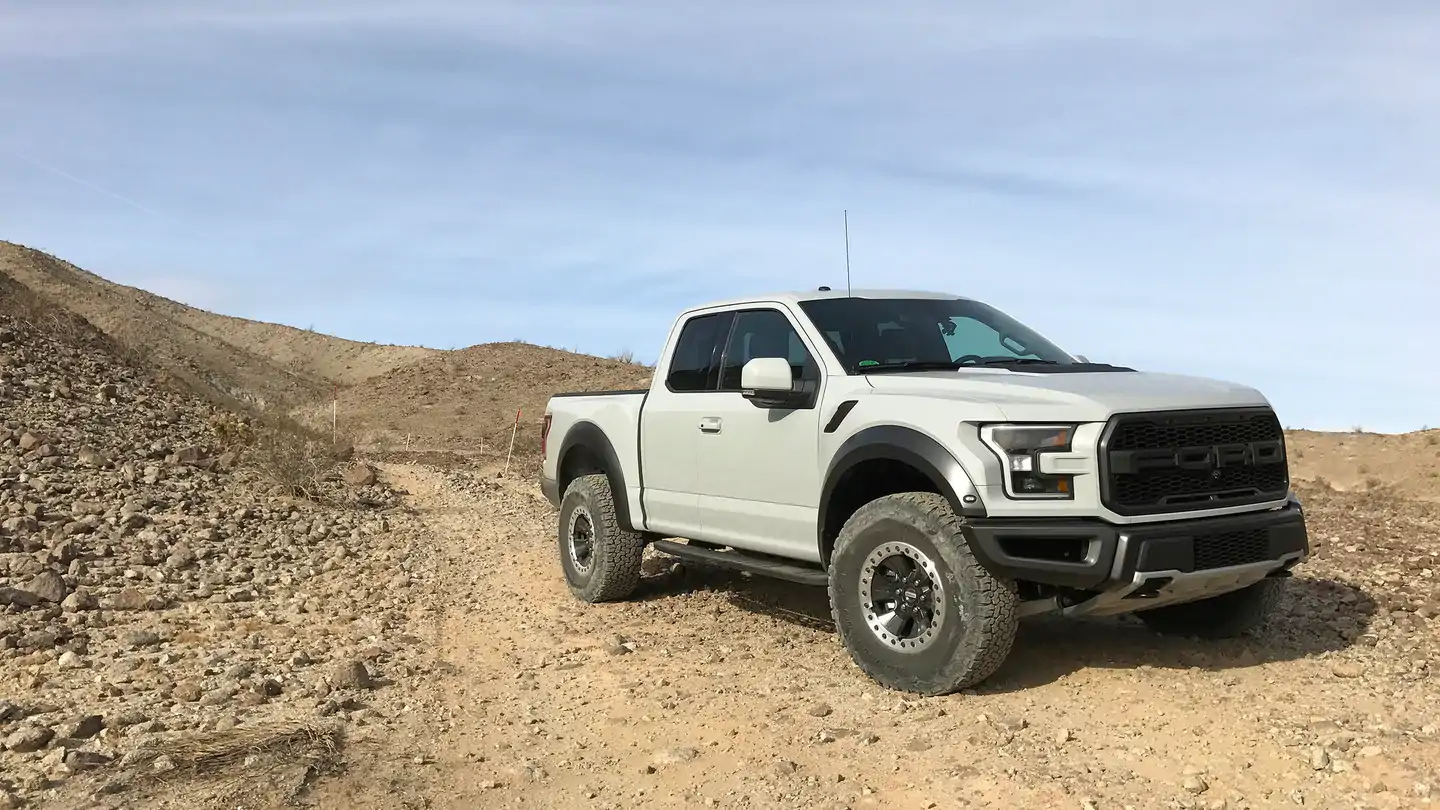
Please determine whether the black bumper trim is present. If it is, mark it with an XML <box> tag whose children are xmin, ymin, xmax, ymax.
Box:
<box><xmin>540</xmin><ymin>476</ymin><xmax>560</xmax><ymax>508</ymax></box>
<box><xmin>960</xmin><ymin>499</ymin><xmax>1308</xmax><ymax>590</ymax></box>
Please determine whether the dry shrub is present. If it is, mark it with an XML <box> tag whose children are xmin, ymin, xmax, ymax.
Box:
<box><xmin>209</xmin><ymin>411</ymin><xmax>255</xmax><ymax>448</ymax></box>
<box><xmin>121</xmin><ymin>719</ymin><xmax>342</xmax><ymax>780</ymax></box>
<box><xmin>0</xmin><ymin>275</ymin><xmax>113</xmax><ymax>350</ymax></box>
<box><xmin>55</xmin><ymin>720</ymin><xmax>346</xmax><ymax>809</ymax></box>
<box><xmin>211</xmin><ymin>409</ymin><xmax>353</xmax><ymax>500</ymax></box>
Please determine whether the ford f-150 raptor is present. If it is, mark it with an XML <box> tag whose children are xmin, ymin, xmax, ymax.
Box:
<box><xmin>538</xmin><ymin>289</ymin><xmax>1309</xmax><ymax>695</ymax></box>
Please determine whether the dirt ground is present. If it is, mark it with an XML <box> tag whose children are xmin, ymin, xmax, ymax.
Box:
<box><xmin>300</xmin><ymin>462</ymin><xmax>1440</xmax><ymax>810</ymax></box>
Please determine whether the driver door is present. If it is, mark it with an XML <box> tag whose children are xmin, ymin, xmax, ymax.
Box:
<box><xmin>691</xmin><ymin>307</ymin><xmax>826</xmax><ymax>562</ymax></box>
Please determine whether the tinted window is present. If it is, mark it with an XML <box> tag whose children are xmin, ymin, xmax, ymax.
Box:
<box><xmin>798</xmin><ymin>297</ymin><xmax>1074</xmax><ymax>372</ymax></box>
<box><xmin>666</xmin><ymin>312</ymin><xmax>731</xmax><ymax>392</ymax></box>
<box><xmin>941</xmin><ymin>316</ymin><xmax>1032</xmax><ymax>360</ymax></box>
<box><xmin>718</xmin><ymin>309</ymin><xmax>816</xmax><ymax>389</ymax></box>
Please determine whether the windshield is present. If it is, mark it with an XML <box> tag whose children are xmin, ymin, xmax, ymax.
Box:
<box><xmin>796</xmin><ymin>296</ymin><xmax>1077</xmax><ymax>373</ymax></box>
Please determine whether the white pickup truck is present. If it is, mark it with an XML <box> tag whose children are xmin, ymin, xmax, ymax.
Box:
<box><xmin>539</xmin><ymin>289</ymin><xmax>1309</xmax><ymax>695</ymax></box>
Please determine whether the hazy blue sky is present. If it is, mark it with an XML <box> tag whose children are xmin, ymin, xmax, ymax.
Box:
<box><xmin>2</xmin><ymin>1</ymin><xmax>1436</xmax><ymax>431</ymax></box>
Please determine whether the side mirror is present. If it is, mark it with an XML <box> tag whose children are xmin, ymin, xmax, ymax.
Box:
<box><xmin>740</xmin><ymin>357</ymin><xmax>807</xmax><ymax>409</ymax></box>
<box><xmin>1075</xmin><ymin>354</ymin><xmax>1090</xmax><ymax>363</ymax></box>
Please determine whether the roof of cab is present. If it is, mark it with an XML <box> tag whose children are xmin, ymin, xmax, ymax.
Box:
<box><xmin>680</xmin><ymin>288</ymin><xmax>966</xmax><ymax>315</ymax></box>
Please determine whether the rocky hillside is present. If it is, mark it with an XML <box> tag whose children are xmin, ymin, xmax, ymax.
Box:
<box><xmin>0</xmin><ymin>241</ymin><xmax>434</xmax><ymax>411</ymax></box>
<box><xmin>0</xmin><ymin>273</ymin><xmax>432</xmax><ymax>808</ymax></box>
<box><xmin>1287</xmin><ymin>428</ymin><xmax>1440</xmax><ymax>502</ymax></box>
<box><xmin>324</xmin><ymin>341</ymin><xmax>653</xmax><ymax>459</ymax></box>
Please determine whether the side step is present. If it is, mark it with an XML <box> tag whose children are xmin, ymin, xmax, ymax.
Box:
<box><xmin>651</xmin><ymin>540</ymin><xmax>829</xmax><ymax>587</ymax></box>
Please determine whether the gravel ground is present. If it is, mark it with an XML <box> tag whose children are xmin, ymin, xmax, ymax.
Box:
<box><xmin>1</xmin><ymin>304</ymin><xmax>433</xmax><ymax>808</ymax></box>
<box><xmin>299</xmin><ymin>465</ymin><xmax>1438</xmax><ymax>810</ymax></box>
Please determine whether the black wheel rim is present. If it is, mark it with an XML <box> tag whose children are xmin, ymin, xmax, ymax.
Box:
<box><xmin>567</xmin><ymin>506</ymin><xmax>595</xmax><ymax>574</ymax></box>
<box><xmin>858</xmin><ymin>541</ymin><xmax>946</xmax><ymax>653</ymax></box>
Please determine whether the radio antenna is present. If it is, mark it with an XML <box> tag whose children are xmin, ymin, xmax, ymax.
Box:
<box><xmin>843</xmin><ymin>209</ymin><xmax>852</xmax><ymax>296</ymax></box>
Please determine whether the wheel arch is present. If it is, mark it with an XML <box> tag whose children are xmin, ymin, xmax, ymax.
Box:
<box><xmin>556</xmin><ymin>421</ymin><xmax>637</xmax><ymax>532</ymax></box>
<box><xmin>818</xmin><ymin>424</ymin><xmax>986</xmax><ymax>567</ymax></box>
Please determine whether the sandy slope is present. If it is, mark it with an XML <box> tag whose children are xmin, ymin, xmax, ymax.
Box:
<box><xmin>0</xmin><ymin>241</ymin><xmax>434</xmax><ymax>409</ymax></box>
<box><xmin>325</xmin><ymin>342</ymin><xmax>653</xmax><ymax>455</ymax></box>
<box><xmin>1288</xmin><ymin>429</ymin><xmax>1440</xmax><ymax>503</ymax></box>
<box><xmin>309</xmin><ymin>463</ymin><xmax>1440</xmax><ymax>810</ymax></box>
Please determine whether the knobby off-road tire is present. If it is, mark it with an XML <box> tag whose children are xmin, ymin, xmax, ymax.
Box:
<box><xmin>557</xmin><ymin>474</ymin><xmax>645</xmax><ymax>603</ymax></box>
<box><xmin>1136</xmin><ymin>577</ymin><xmax>1286</xmax><ymax>638</ymax></box>
<box><xmin>828</xmin><ymin>492</ymin><xmax>1019</xmax><ymax>696</ymax></box>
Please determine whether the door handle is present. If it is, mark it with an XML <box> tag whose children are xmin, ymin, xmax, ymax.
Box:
<box><xmin>699</xmin><ymin>417</ymin><xmax>722</xmax><ymax>434</ymax></box>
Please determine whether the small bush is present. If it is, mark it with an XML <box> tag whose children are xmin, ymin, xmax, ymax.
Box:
<box><xmin>211</xmin><ymin>411</ymin><xmax>352</xmax><ymax>500</ymax></box>
<box><xmin>209</xmin><ymin>412</ymin><xmax>255</xmax><ymax>448</ymax></box>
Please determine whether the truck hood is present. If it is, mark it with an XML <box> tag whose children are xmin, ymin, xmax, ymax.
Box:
<box><xmin>863</xmin><ymin>368</ymin><xmax>1271</xmax><ymax>422</ymax></box>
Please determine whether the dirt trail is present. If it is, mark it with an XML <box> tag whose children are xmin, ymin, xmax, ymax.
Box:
<box><xmin>316</xmin><ymin>463</ymin><xmax>1439</xmax><ymax>810</ymax></box>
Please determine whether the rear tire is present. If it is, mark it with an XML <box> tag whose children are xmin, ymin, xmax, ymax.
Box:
<box><xmin>1136</xmin><ymin>577</ymin><xmax>1285</xmax><ymax>638</ymax></box>
<box><xmin>557</xmin><ymin>474</ymin><xmax>645</xmax><ymax>603</ymax></box>
<box><xmin>827</xmin><ymin>492</ymin><xmax>1019</xmax><ymax>696</ymax></box>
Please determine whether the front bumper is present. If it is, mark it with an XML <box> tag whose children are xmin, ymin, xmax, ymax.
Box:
<box><xmin>960</xmin><ymin>497</ymin><xmax>1309</xmax><ymax>598</ymax></box>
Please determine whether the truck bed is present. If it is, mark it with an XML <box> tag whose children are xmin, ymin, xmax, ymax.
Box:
<box><xmin>542</xmin><ymin>388</ymin><xmax>648</xmax><ymax>523</ymax></box>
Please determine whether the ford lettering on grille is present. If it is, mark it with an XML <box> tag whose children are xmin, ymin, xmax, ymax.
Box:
<box><xmin>1099</xmin><ymin>408</ymin><xmax>1290</xmax><ymax>516</ymax></box>
<box><xmin>1111</xmin><ymin>440</ymin><xmax>1285</xmax><ymax>474</ymax></box>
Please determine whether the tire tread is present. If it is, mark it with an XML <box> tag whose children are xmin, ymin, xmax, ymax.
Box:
<box><xmin>563</xmin><ymin>474</ymin><xmax>645</xmax><ymax>602</ymax></box>
<box><xmin>828</xmin><ymin>491</ymin><xmax>1018</xmax><ymax>695</ymax></box>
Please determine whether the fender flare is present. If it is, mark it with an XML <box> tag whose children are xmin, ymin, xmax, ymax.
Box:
<box><xmin>818</xmin><ymin>424</ymin><xmax>987</xmax><ymax>561</ymax></box>
<box><xmin>556</xmin><ymin>421</ymin><xmax>638</xmax><ymax>532</ymax></box>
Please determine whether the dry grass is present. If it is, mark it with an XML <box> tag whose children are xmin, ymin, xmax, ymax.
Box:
<box><xmin>51</xmin><ymin>720</ymin><xmax>345</xmax><ymax>810</ymax></box>
<box><xmin>1</xmin><ymin>273</ymin><xmax>116</xmax><ymax>350</ymax></box>
<box><xmin>121</xmin><ymin>719</ymin><xmax>343</xmax><ymax>780</ymax></box>
<box><xmin>210</xmin><ymin>408</ymin><xmax>355</xmax><ymax>500</ymax></box>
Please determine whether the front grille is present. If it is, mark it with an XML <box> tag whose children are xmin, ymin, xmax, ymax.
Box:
<box><xmin>1193</xmin><ymin>528</ymin><xmax>1271</xmax><ymax>570</ymax></box>
<box><xmin>1100</xmin><ymin>408</ymin><xmax>1290</xmax><ymax>516</ymax></box>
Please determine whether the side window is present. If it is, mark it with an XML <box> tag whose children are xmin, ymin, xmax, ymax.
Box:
<box><xmin>718</xmin><ymin>309</ymin><xmax>815</xmax><ymax>390</ymax></box>
<box><xmin>666</xmin><ymin>312</ymin><xmax>730</xmax><ymax>392</ymax></box>
<box><xmin>939</xmin><ymin>317</ymin><xmax>1035</xmax><ymax>360</ymax></box>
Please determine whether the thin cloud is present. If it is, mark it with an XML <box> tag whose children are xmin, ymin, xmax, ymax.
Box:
<box><xmin>3</xmin><ymin>151</ymin><xmax>174</xmax><ymax>222</ymax></box>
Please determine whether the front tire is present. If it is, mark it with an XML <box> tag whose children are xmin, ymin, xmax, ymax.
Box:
<box><xmin>557</xmin><ymin>474</ymin><xmax>645</xmax><ymax>603</ymax></box>
<box><xmin>1136</xmin><ymin>577</ymin><xmax>1285</xmax><ymax>638</ymax></box>
<box><xmin>828</xmin><ymin>492</ymin><xmax>1019</xmax><ymax>696</ymax></box>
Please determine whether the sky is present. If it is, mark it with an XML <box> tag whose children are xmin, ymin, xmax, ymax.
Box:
<box><xmin>1</xmin><ymin>1</ymin><xmax>1436</xmax><ymax>432</ymax></box>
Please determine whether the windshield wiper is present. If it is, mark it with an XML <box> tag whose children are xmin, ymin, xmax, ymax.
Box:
<box><xmin>969</xmin><ymin>357</ymin><xmax>1059</xmax><ymax>366</ymax></box>
<box><xmin>857</xmin><ymin>357</ymin><xmax>1063</xmax><ymax>374</ymax></box>
<box><xmin>855</xmin><ymin>360</ymin><xmax>965</xmax><ymax>373</ymax></box>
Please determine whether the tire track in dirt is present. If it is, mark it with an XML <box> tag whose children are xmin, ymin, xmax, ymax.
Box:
<box><xmin>329</xmin><ymin>464</ymin><xmax>1440</xmax><ymax>810</ymax></box>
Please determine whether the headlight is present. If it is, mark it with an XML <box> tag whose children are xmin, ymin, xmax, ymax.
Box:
<box><xmin>982</xmin><ymin>424</ymin><xmax>1076</xmax><ymax>499</ymax></box>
